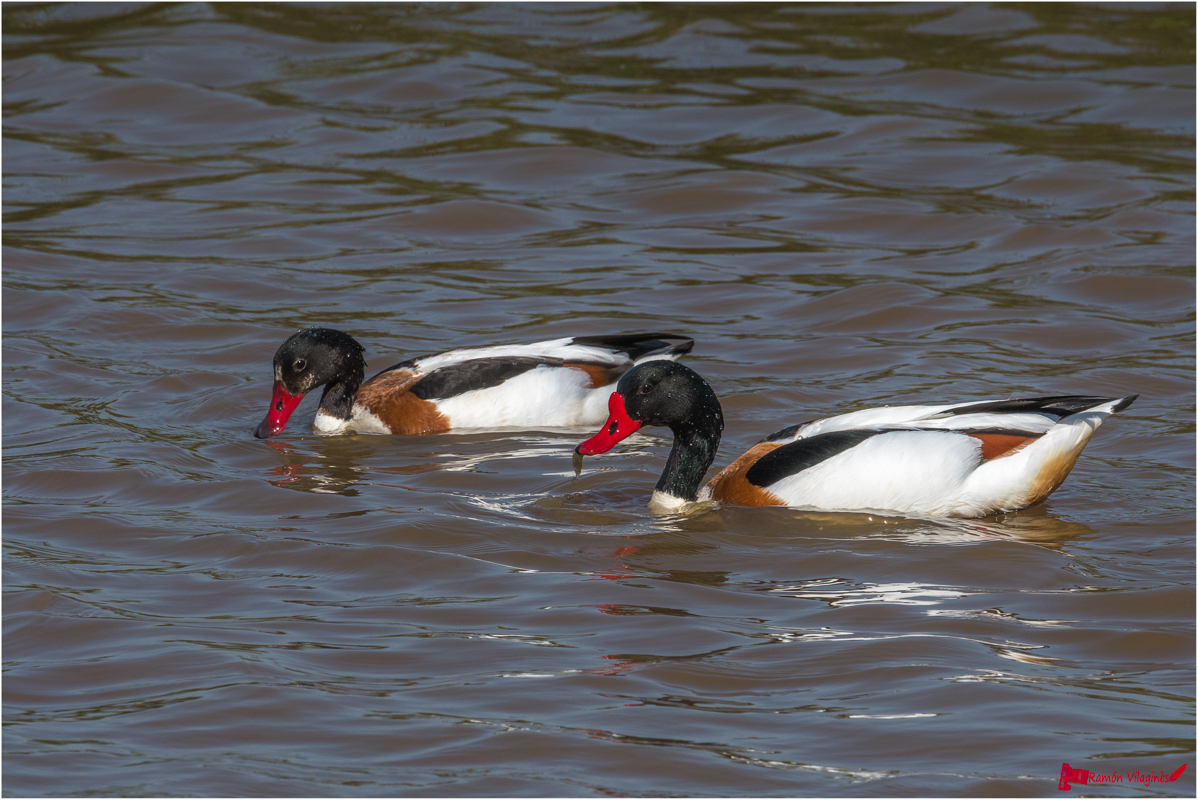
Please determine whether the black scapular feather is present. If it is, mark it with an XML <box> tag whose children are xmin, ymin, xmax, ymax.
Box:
<box><xmin>567</xmin><ymin>333</ymin><xmax>694</xmax><ymax>361</ymax></box>
<box><xmin>745</xmin><ymin>429</ymin><xmax>887</xmax><ymax>488</ymax></box>
<box><xmin>409</xmin><ymin>357</ymin><xmax>560</xmax><ymax>400</ymax></box>
<box><xmin>939</xmin><ymin>395</ymin><xmax>1133</xmax><ymax>418</ymax></box>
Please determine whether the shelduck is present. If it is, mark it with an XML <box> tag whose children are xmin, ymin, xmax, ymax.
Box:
<box><xmin>573</xmin><ymin>361</ymin><xmax>1136</xmax><ymax>518</ymax></box>
<box><xmin>253</xmin><ymin>328</ymin><xmax>694</xmax><ymax>439</ymax></box>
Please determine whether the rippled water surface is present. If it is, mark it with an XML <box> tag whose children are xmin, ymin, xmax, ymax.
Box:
<box><xmin>3</xmin><ymin>3</ymin><xmax>1194</xmax><ymax>797</ymax></box>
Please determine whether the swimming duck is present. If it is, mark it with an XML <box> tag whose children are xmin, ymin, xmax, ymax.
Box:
<box><xmin>573</xmin><ymin>361</ymin><xmax>1136</xmax><ymax>518</ymax></box>
<box><xmin>254</xmin><ymin>328</ymin><xmax>694</xmax><ymax>439</ymax></box>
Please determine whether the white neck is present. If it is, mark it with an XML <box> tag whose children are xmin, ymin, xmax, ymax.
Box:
<box><xmin>647</xmin><ymin>490</ymin><xmax>718</xmax><ymax>516</ymax></box>
<box><xmin>313</xmin><ymin>409</ymin><xmax>349</xmax><ymax>433</ymax></box>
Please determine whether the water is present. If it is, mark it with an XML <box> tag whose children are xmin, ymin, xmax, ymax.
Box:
<box><xmin>3</xmin><ymin>3</ymin><xmax>1193</xmax><ymax>796</ymax></box>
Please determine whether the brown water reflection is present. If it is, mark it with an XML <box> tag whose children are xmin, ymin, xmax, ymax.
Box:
<box><xmin>4</xmin><ymin>2</ymin><xmax>1194</xmax><ymax>797</ymax></box>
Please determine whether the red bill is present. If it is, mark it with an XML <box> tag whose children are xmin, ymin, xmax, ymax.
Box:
<box><xmin>254</xmin><ymin>382</ymin><xmax>304</xmax><ymax>439</ymax></box>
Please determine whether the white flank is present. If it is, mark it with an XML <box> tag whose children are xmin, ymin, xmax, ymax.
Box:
<box><xmin>761</xmin><ymin>398</ymin><xmax>1127</xmax><ymax>517</ymax></box>
<box><xmin>434</xmin><ymin>365</ymin><xmax>611</xmax><ymax>429</ymax></box>
<box><xmin>954</xmin><ymin>403</ymin><xmax>1117</xmax><ymax>515</ymax></box>
<box><xmin>765</xmin><ymin>430</ymin><xmax>983</xmax><ymax>516</ymax></box>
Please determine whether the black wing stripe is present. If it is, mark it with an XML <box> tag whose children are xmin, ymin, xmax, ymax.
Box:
<box><xmin>409</xmin><ymin>357</ymin><xmax>563</xmax><ymax>400</ymax></box>
<box><xmin>745</xmin><ymin>429</ymin><xmax>887</xmax><ymax>488</ymax></box>
<box><xmin>958</xmin><ymin>427</ymin><xmax>1044</xmax><ymax>437</ymax></box>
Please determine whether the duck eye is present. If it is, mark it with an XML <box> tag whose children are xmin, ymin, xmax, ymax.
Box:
<box><xmin>638</xmin><ymin>383</ymin><xmax>654</xmax><ymax>395</ymax></box>
<box><xmin>294</xmin><ymin>359</ymin><xmax>307</xmax><ymax>371</ymax></box>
